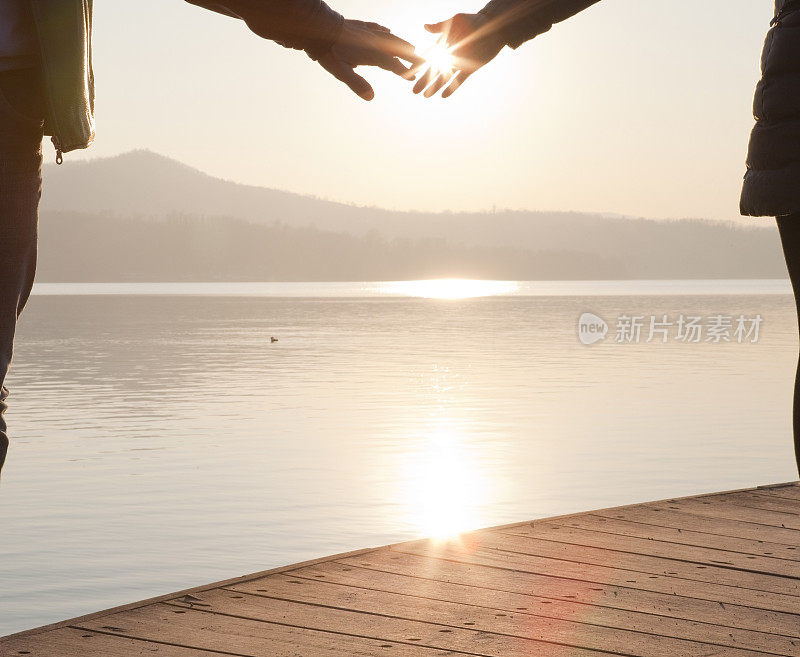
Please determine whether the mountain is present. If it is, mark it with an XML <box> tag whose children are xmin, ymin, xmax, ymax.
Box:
<box><xmin>42</xmin><ymin>150</ymin><xmax>367</xmax><ymax>230</ymax></box>
<box><xmin>37</xmin><ymin>150</ymin><xmax>787</xmax><ymax>281</ymax></box>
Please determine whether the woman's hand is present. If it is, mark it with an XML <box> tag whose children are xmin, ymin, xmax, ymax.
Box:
<box><xmin>414</xmin><ymin>13</ymin><xmax>506</xmax><ymax>98</ymax></box>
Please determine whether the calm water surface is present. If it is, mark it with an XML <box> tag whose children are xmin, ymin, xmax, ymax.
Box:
<box><xmin>1</xmin><ymin>280</ymin><xmax>798</xmax><ymax>635</ymax></box>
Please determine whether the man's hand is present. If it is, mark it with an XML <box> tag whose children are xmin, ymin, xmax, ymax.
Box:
<box><xmin>413</xmin><ymin>13</ymin><xmax>506</xmax><ymax>98</ymax></box>
<box><xmin>317</xmin><ymin>20</ymin><xmax>424</xmax><ymax>101</ymax></box>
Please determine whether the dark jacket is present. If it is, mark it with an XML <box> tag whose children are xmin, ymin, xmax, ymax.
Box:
<box><xmin>740</xmin><ymin>0</ymin><xmax>800</xmax><ymax>217</ymax></box>
<box><xmin>30</xmin><ymin>0</ymin><xmax>342</xmax><ymax>162</ymax></box>
<box><xmin>479</xmin><ymin>0</ymin><xmax>599</xmax><ymax>48</ymax></box>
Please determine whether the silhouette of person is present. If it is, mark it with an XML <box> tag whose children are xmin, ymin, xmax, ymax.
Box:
<box><xmin>414</xmin><ymin>0</ymin><xmax>800</xmax><ymax>475</ymax></box>
<box><xmin>0</xmin><ymin>0</ymin><xmax>422</xmax><ymax>478</ymax></box>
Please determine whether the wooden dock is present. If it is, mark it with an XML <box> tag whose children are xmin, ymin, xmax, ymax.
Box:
<box><xmin>3</xmin><ymin>482</ymin><xmax>800</xmax><ymax>656</ymax></box>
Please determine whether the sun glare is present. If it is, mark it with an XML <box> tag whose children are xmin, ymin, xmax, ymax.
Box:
<box><xmin>422</xmin><ymin>38</ymin><xmax>455</xmax><ymax>76</ymax></box>
<box><xmin>402</xmin><ymin>423</ymin><xmax>487</xmax><ymax>540</ymax></box>
<box><xmin>383</xmin><ymin>279</ymin><xmax>519</xmax><ymax>299</ymax></box>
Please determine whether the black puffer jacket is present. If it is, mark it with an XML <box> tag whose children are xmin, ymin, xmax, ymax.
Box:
<box><xmin>741</xmin><ymin>0</ymin><xmax>800</xmax><ymax>216</ymax></box>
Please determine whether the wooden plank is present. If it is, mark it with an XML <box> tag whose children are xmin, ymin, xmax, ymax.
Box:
<box><xmin>0</xmin><ymin>627</ymin><xmax>220</xmax><ymax>657</ymax></box>
<box><xmin>512</xmin><ymin>513</ymin><xmax>800</xmax><ymax>562</ymax></box>
<box><xmin>457</xmin><ymin>531</ymin><xmax>800</xmax><ymax>597</ymax></box>
<box><xmin>161</xmin><ymin>588</ymin><xmax>615</xmax><ymax>657</ymax></box>
<box><xmin>334</xmin><ymin>549</ymin><xmax>800</xmax><ymax>637</ymax></box>
<box><xmin>648</xmin><ymin>498</ymin><xmax>800</xmax><ymax>530</ymax></box>
<box><xmin>594</xmin><ymin>505</ymin><xmax>800</xmax><ymax>547</ymax></box>
<box><xmin>750</xmin><ymin>491</ymin><xmax>800</xmax><ymax>507</ymax></box>
<box><xmin>497</xmin><ymin>521</ymin><xmax>800</xmax><ymax>576</ymax></box>
<box><xmin>694</xmin><ymin>492</ymin><xmax>800</xmax><ymax>517</ymax></box>
<box><xmin>167</xmin><ymin>585</ymin><xmax>774</xmax><ymax>657</ymax></box>
<box><xmin>75</xmin><ymin>603</ymin><xmax>461</xmax><ymax>657</ymax></box>
<box><xmin>229</xmin><ymin>568</ymin><xmax>800</xmax><ymax>656</ymax></box>
<box><xmin>753</xmin><ymin>486</ymin><xmax>800</xmax><ymax>503</ymax></box>
<box><xmin>389</xmin><ymin>539</ymin><xmax>800</xmax><ymax>614</ymax></box>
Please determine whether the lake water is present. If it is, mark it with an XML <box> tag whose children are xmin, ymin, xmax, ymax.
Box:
<box><xmin>1</xmin><ymin>279</ymin><xmax>798</xmax><ymax>636</ymax></box>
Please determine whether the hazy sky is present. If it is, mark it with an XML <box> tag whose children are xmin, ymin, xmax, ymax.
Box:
<box><xmin>71</xmin><ymin>1</ymin><xmax>772</xmax><ymax>222</ymax></box>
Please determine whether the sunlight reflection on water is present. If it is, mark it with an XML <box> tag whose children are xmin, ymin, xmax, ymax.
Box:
<box><xmin>381</xmin><ymin>279</ymin><xmax>520</xmax><ymax>299</ymax></box>
<box><xmin>399</xmin><ymin>418</ymin><xmax>488</xmax><ymax>539</ymax></box>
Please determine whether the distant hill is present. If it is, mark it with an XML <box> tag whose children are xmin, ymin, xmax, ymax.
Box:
<box><xmin>38</xmin><ymin>150</ymin><xmax>787</xmax><ymax>281</ymax></box>
<box><xmin>37</xmin><ymin>213</ymin><xmax>627</xmax><ymax>282</ymax></box>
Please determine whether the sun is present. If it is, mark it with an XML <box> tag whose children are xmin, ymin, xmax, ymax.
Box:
<box><xmin>422</xmin><ymin>38</ymin><xmax>455</xmax><ymax>76</ymax></box>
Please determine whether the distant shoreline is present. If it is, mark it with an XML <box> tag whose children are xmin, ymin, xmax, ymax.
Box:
<box><xmin>30</xmin><ymin>280</ymin><xmax>794</xmax><ymax>298</ymax></box>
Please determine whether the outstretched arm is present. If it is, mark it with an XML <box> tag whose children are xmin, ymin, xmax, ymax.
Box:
<box><xmin>478</xmin><ymin>0</ymin><xmax>600</xmax><ymax>49</ymax></box>
<box><xmin>186</xmin><ymin>0</ymin><xmax>345</xmax><ymax>59</ymax></box>
<box><xmin>415</xmin><ymin>0</ymin><xmax>601</xmax><ymax>98</ymax></box>
<box><xmin>186</xmin><ymin>0</ymin><xmax>423</xmax><ymax>100</ymax></box>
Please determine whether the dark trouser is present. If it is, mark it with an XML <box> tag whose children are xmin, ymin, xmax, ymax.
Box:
<box><xmin>776</xmin><ymin>213</ymin><xmax>800</xmax><ymax>476</ymax></box>
<box><xmin>0</xmin><ymin>68</ymin><xmax>45</xmax><ymax>477</ymax></box>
